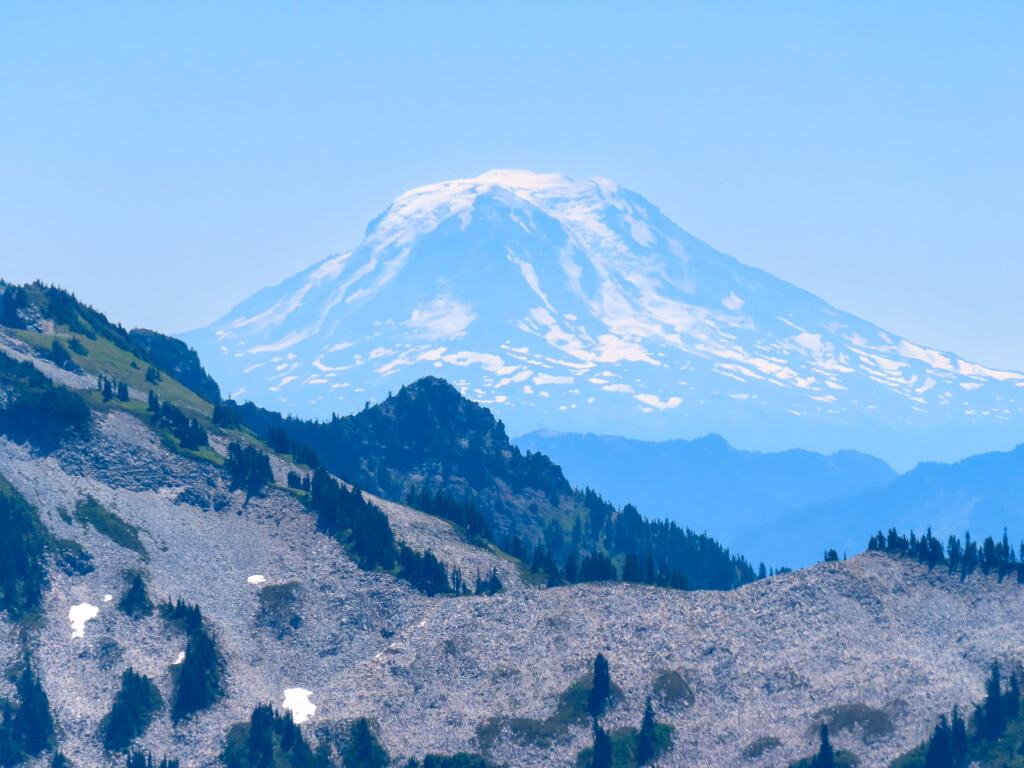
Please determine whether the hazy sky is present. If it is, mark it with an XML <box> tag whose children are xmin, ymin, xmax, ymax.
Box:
<box><xmin>2</xmin><ymin>2</ymin><xmax>1022</xmax><ymax>369</ymax></box>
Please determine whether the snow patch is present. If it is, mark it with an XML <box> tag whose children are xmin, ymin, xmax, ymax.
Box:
<box><xmin>69</xmin><ymin>603</ymin><xmax>99</xmax><ymax>639</ymax></box>
<box><xmin>247</xmin><ymin>575</ymin><xmax>267</xmax><ymax>585</ymax></box>
<box><xmin>533</xmin><ymin>374</ymin><xmax>573</xmax><ymax>385</ymax></box>
<box><xmin>634</xmin><ymin>394</ymin><xmax>682</xmax><ymax>410</ymax></box>
<box><xmin>405</xmin><ymin>297</ymin><xmax>476</xmax><ymax>340</ymax></box>
<box><xmin>282</xmin><ymin>689</ymin><xmax>316</xmax><ymax>724</ymax></box>
<box><xmin>721</xmin><ymin>292</ymin><xmax>744</xmax><ymax>311</ymax></box>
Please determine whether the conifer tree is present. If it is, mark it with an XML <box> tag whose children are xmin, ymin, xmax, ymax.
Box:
<box><xmin>102</xmin><ymin>668</ymin><xmax>163</xmax><ymax>751</ymax></box>
<box><xmin>924</xmin><ymin>715</ymin><xmax>953</xmax><ymax>768</ymax></box>
<box><xmin>342</xmin><ymin>718</ymin><xmax>389</xmax><ymax>768</ymax></box>
<box><xmin>814</xmin><ymin>724</ymin><xmax>834</xmax><ymax>768</ymax></box>
<box><xmin>636</xmin><ymin>697</ymin><xmax>657</xmax><ymax>766</ymax></box>
<box><xmin>950</xmin><ymin>705</ymin><xmax>967</xmax><ymax>767</ymax></box>
<box><xmin>591</xmin><ymin>721</ymin><xmax>612</xmax><ymax>768</ymax></box>
<box><xmin>13</xmin><ymin>660</ymin><xmax>53</xmax><ymax>756</ymax></box>
<box><xmin>1007</xmin><ymin>671</ymin><xmax>1021</xmax><ymax>720</ymax></box>
<box><xmin>565</xmin><ymin>553</ymin><xmax>579</xmax><ymax>584</ymax></box>
<box><xmin>247</xmin><ymin>704</ymin><xmax>275</xmax><ymax>768</ymax></box>
<box><xmin>982</xmin><ymin>661</ymin><xmax>1006</xmax><ymax>740</ymax></box>
<box><xmin>588</xmin><ymin>654</ymin><xmax>611</xmax><ymax>719</ymax></box>
<box><xmin>171</xmin><ymin>627</ymin><xmax>220</xmax><ymax>723</ymax></box>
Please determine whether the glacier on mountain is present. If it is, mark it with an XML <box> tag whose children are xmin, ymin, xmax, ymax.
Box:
<box><xmin>183</xmin><ymin>170</ymin><xmax>1024</xmax><ymax>469</ymax></box>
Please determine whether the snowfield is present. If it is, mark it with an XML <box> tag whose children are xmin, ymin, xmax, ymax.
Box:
<box><xmin>184</xmin><ymin>170</ymin><xmax>1024</xmax><ymax>468</ymax></box>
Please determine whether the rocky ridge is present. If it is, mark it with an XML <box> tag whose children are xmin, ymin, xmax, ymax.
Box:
<box><xmin>0</xmin><ymin>320</ymin><xmax>1022</xmax><ymax>768</ymax></box>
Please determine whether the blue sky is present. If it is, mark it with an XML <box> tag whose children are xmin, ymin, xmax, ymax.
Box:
<box><xmin>2</xmin><ymin>2</ymin><xmax>1022</xmax><ymax>369</ymax></box>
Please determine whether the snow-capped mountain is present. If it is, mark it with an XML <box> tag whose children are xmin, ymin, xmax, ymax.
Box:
<box><xmin>183</xmin><ymin>170</ymin><xmax>1024</xmax><ymax>468</ymax></box>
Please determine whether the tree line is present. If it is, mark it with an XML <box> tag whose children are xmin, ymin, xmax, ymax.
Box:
<box><xmin>160</xmin><ymin>600</ymin><xmax>223</xmax><ymax>723</ymax></box>
<box><xmin>869</xmin><ymin>527</ymin><xmax>1024</xmax><ymax>583</ymax></box>
<box><xmin>148</xmin><ymin>392</ymin><xmax>209</xmax><ymax>452</ymax></box>
<box><xmin>894</xmin><ymin>660</ymin><xmax>1023</xmax><ymax>768</ymax></box>
<box><xmin>310</xmin><ymin>469</ymin><xmax>477</xmax><ymax>596</ymax></box>
<box><xmin>0</xmin><ymin>350</ymin><xmax>90</xmax><ymax>453</ymax></box>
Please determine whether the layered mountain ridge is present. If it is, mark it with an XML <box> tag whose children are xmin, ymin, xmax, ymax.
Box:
<box><xmin>185</xmin><ymin>170</ymin><xmax>1024</xmax><ymax>468</ymax></box>
<box><xmin>2</xmin><ymin>282</ymin><xmax>1024</xmax><ymax>767</ymax></box>
<box><xmin>515</xmin><ymin>429</ymin><xmax>897</xmax><ymax>568</ymax></box>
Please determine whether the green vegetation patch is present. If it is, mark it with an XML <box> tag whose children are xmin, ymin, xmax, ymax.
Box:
<box><xmin>787</xmin><ymin>751</ymin><xmax>859</xmax><ymax>768</ymax></box>
<box><xmin>743</xmin><ymin>736</ymin><xmax>783</xmax><ymax>760</ymax></box>
<box><xmin>0</xmin><ymin>347</ymin><xmax>91</xmax><ymax>453</ymax></box>
<box><xmin>477</xmin><ymin>675</ymin><xmax>623</xmax><ymax>751</ymax></box>
<box><xmin>0</xmin><ymin>475</ymin><xmax>48</xmax><ymax>619</ymax></box>
<box><xmin>118</xmin><ymin>573</ymin><xmax>154</xmax><ymax>618</ymax></box>
<box><xmin>100</xmin><ymin>668</ymin><xmax>163</xmax><ymax>751</ymax></box>
<box><xmin>574</xmin><ymin>723</ymin><xmax>673</xmax><ymax>768</ymax></box>
<box><xmin>50</xmin><ymin>537</ymin><xmax>94</xmax><ymax>576</ymax></box>
<box><xmin>408</xmin><ymin>755</ymin><xmax>495</xmax><ymax>768</ymax></box>
<box><xmin>74</xmin><ymin>496</ymin><xmax>147</xmax><ymax>559</ymax></box>
<box><xmin>808</xmin><ymin>703</ymin><xmax>894</xmax><ymax>743</ymax></box>
<box><xmin>652</xmin><ymin>669</ymin><xmax>695</xmax><ymax>708</ymax></box>
<box><xmin>892</xmin><ymin>661</ymin><xmax>1024</xmax><ymax>768</ymax></box>
<box><xmin>257</xmin><ymin>581</ymin><xmax>302</xmax><ymax>637</ymax></box>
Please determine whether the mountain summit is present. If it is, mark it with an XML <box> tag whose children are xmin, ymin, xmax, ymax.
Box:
<box><xmin>184</xmin><ymin>170</ymin><xmax>1024</xmax><ymax>467</ymax></box>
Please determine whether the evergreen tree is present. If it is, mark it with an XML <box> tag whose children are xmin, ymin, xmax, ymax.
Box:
<box><xmin>170</xmin><ymin>627</ymin><xmax>221</xmax><ymax>723</ymax></box>
<box><xmin>924</xmin><ymin>715</ymin><xmax>953</xmax><ymax>768</ymax></box>
<box><xmin>116</xmin><ymin>382</ymin><xmax>130</xmax><ymax>402</ymax></box>
<box><xmin>0</xmin><ymin>488</ymin><xmax>47</xmax><ymax>618</ymax></box>
<box><xmin>48</xmin><ymin>340</ymin><xmax>74</xmax><ymax>371</ymax></box>
<box><xmin>125</xmin><ymin>751</ymin><xmax>180</xmax><ymax>768</ymax></box>
<box><xmin>13</xmin><ymin>660</ymin><xmax>53</xmax><ymax>756</ymax></box>
<box><xmin>1007</xmin><ymin>671</ymin><xmax>1021</xmax><ymax>720</ymax></box>
<box><xmin>982</xmin><ymin>661</ymin><xmax>1006</xmax><ymax>739</ymax></box>
<box><xmin>564</xmin><ymin>554</ymin><xmax>579</xmax><ymax>584</ymax></box>
<box><xmin>814</xmin><ymin>724</ymin><xmax>834</xmax><ymax>768</ymax></box>
<box><xmin>950</xmin><ymin>706</ymin><xmax>967</xmax><ymax>767</ymax></box>
<box><xmin>213</xmin><ymin>402</ymin><xmax>241</xmax><ymax>429</ymax></box>
<box><xmin>623</xmin><ymin>552</ymin><xmax>643</xmax><ymax>582</ymax></box>
<box><xmin>0</xmin><ymin>286</ymin><xmax>28</xmax><ymax>329</ymax></box>
<box><xmin>225</xmin><ymin>442</ymin><xmax>273</xmax><ymax>499</ymax></box>
<box><xmin>247</xmin><ymin>704</ymin><xmax>275</xmax><ymax>768</ymax></box>
<box><xmin>588</xmin><ymin>654</ymin><xmax>611</xmax><ymax>719</ymax></box>
<box><xmin>342</xmin><ymin>718</ymin><xmax>389</xmax><ymax>768</ymax></box>
<box><xmin>636</xmin><ymin>697</ymin><xmax>657</xmax><ymax>766</ymax></box>
<box><xmin>102</xmin><ymin>668</ymin><xmax>163</xmax><ymax>751</ymax></box>
<box><xmin>591</xmin><ymin>722</ymin><xmax>612</xmax><ymax>768</ymax></box>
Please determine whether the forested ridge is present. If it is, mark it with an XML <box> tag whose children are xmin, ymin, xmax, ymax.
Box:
<box><xmin>221</xmin><ymin>379</ymin><xmax>758</xmax><ymax>591</ymax></box>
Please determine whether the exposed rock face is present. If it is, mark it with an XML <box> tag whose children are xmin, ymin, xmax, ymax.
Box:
<box><xmin>1</xmin><ymin>405</ymin><xmax>1022</xmax><ymax>767</ymax></box>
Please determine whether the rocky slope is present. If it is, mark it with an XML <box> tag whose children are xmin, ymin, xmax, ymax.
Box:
<box><xmin>1</xmin><ymin>329</ymin><xmax>1023</xmax><ymax>768</ymax></box>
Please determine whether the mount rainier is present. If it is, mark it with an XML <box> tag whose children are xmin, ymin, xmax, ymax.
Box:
<box><xmin>184</xmin><ymin>170</ymin><xmax>1024</xmax><ymax>468</ymax></box>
